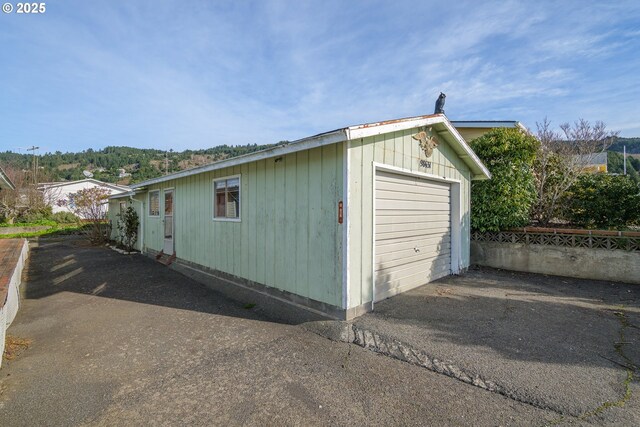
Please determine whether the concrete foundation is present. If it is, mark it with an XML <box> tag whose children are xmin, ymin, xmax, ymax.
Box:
<box><xmin>471</xmin><ymin>241</ymin><xmax>640</xmax><ymax>284</ymax></box>
<box><xmin>145</xmin><ymin>249</ymin><xmax>372</xmax><ymax>323</ymax></box>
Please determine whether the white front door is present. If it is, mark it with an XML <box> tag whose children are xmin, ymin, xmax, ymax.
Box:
<box><xmin>163</xmin><ymin>189</ymin><xmax>174</xmax><ymax>254</ymax></box>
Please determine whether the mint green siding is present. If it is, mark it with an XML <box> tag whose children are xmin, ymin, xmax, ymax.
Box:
<box><xmin>139</xmin><ymin>144</ymin><xmax>345</xmax><ymax>308</ymax></box>
<box><xmin>347</xmin><ymin>128</ymin><xmax>472</xmax><ymax>309</ymax></box>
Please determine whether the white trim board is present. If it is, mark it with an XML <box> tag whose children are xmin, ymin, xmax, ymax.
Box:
<box><xmin>342</xmin><ymin>140</ymin><xmax>350</xmax><ymax>310</ymax></box>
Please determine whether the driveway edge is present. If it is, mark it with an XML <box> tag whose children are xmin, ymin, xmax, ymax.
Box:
<box><xmin>303</xmin><ymin>319</ymin><xmax>564</xmax><ymax>415</ymax></box>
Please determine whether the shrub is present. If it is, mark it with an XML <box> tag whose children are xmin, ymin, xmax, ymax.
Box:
<box><xmin>564</xmin><ymin>174</ymin><xmax>640</xmax><ymax>229</ymax></box>
<box><xmin>18</xmin><ymin>206</ymin><xmax>53</xmax><ymax>223</ymax></box>
<box><xmin>470</xmin><ymin>128</ymin><xmax>539</xmax><ymax>232</ymax></box>
<box><xmin>69</xmin><ymin>187</ymin><xmax>111</xmax><ymax>243</ymax></box>
<box><xmin>115</xmin><ymin>205</ymin><xmax>139</xmax><ymax>252</ymax></box>
<box><xmin>50</xmin><ymin>211</ymin><xmax>79</xmax><ymax>224</ymax></box>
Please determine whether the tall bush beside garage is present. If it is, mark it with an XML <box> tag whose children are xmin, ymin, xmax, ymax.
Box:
<box><xmin>564</xmin><ymin>174</ymin><xmax>640</xmax><ymax>229</ymax></box>
<box><xmin>470</xmin><ymin>128</ymin><xmax>539</xmax><ymax>232</ymax></box>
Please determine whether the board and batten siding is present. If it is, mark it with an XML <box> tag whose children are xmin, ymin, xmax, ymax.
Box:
<box><xmin>141</xmin><ymin>143</ymin><xmax>345</xmax><ymax>308</ymax></box>
<box><xmin>347</xmin><ymin>128</ymin><xmax>472</xmax><ymax>309</ymax></box>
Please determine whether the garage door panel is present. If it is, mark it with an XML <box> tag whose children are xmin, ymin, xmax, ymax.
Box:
<box><xmin>374</xmin><ymin>170</ymin><xmax>452</xmax><ymax>302</ymax></box>
<box><xmin>376</xmin><ymin>189</ymin><xmax>451</xmax><ymax>204</ymax></box>
<box><xmin>375</xmin><ymin>256</ymin><xmax>450</xmax><ymax>287</ymax></box>
<box><xmin>376</xmin><ymin>221</ymin><xmax>451</xmax><ymax>235</ymax></box>
<box><xmin>376</xmin><ymin>199</ymin><xmax>450</xmax><ymax>212</ymax></box>
<box><xmin>375</xmin><ymin>244</ymin><xmax>452</xmax><ymax>270</ymax></box>
<box><xmin>375</xmin><ymin>263</ymin><xmax>451</xmax><ymax>301</ymax></box>
<box><xmin>376</xmin><ymin>234</ymin><xmax>451</xmax><ymax>255</ymax></box>
<box><xmin>376</xmin><ymin>227</ymin><xmax>450</xmax><ymax>242</ymax></box>
<box><xmin>375</xmin><ymin>257</ymin><xmax>451</xmax><ymax>291</ymax></box>
<box><xmin>376</xmin><ymin>171</ymin><xmax>450</xmax><ymax>188</ymax></box>
<box><xmin>377</xmin><ymin>176</ymin><xmax>451</xmax><ymax>193</ymax></box>
<box><xmin>376</xmin><ymin>240</ymin><xmax>451</xmax><ymax>261</ymax></box>
<box><xmin>376</xmin><ymin>213</ymin><xmax>450</xmax><ymax>225</ymax></box>
<box><xmin>376</xmin><ymin>209</ymin><xmax>451</xmax><ymax>218</ymax></box>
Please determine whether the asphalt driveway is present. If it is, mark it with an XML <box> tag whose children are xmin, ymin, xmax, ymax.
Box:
<box><xmin>0</xmin><ymin>237</ymin><xmax>559</xmax><ymax>426</ymax></box>
<box><xmin>350</xmin><ymin>267</ymin><xmax>640</xmax><ymax>424</ymax></box>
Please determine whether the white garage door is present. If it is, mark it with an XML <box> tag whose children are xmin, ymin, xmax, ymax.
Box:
<box><xmin>374</xmin><ymin>170</ymin><xmax>452</xmax><ymax>302</ymax></box>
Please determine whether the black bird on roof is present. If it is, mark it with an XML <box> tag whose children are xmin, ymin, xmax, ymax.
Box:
<box><xmin>434</xmin><ymin>92</ymin><xmax>446</xmax><ymax>114</ymax></box>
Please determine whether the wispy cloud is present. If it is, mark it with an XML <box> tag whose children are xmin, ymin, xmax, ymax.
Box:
<box><xmin>1</xmin><ymin>0</ymin><xmax>639</xmax><ymax>153</ymax></box>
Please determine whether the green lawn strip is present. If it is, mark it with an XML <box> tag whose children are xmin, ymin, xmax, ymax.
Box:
<box><xmin>0</xmin><ymin>220</ymin><xmax>58</xmax><ymax>228</ymax></box>
<box><xmin>0</xmin><ymin>224</ymin><xmax>84</xmax><ymax>239</ymax></box>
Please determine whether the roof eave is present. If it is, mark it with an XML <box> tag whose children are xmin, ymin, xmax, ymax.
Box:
<box><xmin>130</xmin><ymin>113</ymin><xmax>491</xmax><ymax>187</ymax></box>
<box><xmin>130</xmin><ymin>129</ymin><xmax>348</xmax><ymax>189</ymax></box>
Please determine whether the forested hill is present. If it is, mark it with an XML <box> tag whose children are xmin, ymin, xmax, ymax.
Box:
<box><xmin>609</xmin><ymin>137</ymin><xmax>640</xmax><ymax>153</ymax></box>
<box><xmin>0</xmin><ymin>142</ymin><xmax>287</xmax><ymax>185</ymax></box>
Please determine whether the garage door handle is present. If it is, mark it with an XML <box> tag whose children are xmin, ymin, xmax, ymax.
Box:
<box><xmin>414</xmin><ymin>247</ymin><xmax>420</xmax><ymax>253</ymax></box>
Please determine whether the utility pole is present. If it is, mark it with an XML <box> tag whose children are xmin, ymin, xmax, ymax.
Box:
<box><xmin>165</xmin><ymin>152</ymin><xmax>168</xmax><ymax>176</ymax></box>
<box><xmin>26</xmin><ymin>145</ymin><xmax>40</xmax><ymax>185</ymax></box>
<box><xmin>623</xmin><ymin>145</ymin><xmax>627</xmax><ymax>175</ymax></box>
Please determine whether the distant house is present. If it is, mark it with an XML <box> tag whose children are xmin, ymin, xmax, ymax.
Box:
<box><xmin>108</xmin><ymin>113</ymin><xmax>490</xmax><ymax>320</ymax></box>
<box><xmin>40</xmin><ymin>179</ymin><xmax>129</xmax><ymax>218</ymax></box>
<box><xmin>578</xmin><ymin>152</ymin><xmax>608</xmax><ymax>173</ymax></box>
<box><xmin>452</xmin><ymin>120</ymin><xmax>529</xmax><ymax>142</ymax></box>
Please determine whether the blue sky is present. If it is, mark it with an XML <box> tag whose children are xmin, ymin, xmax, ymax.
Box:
<box><xmin>1</xmin><ymin>1</ymin><xmax>639</xmax><ymax>153</ymax></box>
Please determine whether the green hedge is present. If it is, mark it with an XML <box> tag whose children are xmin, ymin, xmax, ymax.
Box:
<box><xmin>470</xmin><ymin>128</ymin><xmax>539</xmax><ymax>232</ymax></box>
<box><xmin>564</xmin><ymin>174</ymin><xmax>640</xmax><ymax>229</ymax></box>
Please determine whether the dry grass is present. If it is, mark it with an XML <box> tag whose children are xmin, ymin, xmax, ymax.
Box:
<box><xmin>3</xmin><ymin>335</ymin><xmax>32</xmax><ymax>361</ymax></box>
<box><xmin>435</xmin><ymin>287</ymin><xmax>453</xmax><ymax>296</ymax></box>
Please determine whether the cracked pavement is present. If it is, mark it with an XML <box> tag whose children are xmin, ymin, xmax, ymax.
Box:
<box><xmin>0</xmin><ymin>238</ymin><xmax>563</xmax><ymax>426</ymax></box>
<box><xmin>352</xmin><ymin>266</ymin><xmax>640</xmax><ymax>424</ymax></box>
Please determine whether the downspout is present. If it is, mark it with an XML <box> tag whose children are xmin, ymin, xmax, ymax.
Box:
<box><xmin>129</xmin><ymin>194</ymin><xmax>144</xmax><ymax>253</ymax></box>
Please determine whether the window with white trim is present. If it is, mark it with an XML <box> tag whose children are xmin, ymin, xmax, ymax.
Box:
<box><xmin>149</xmin><ymin>190</ymin><xmax>160</xmax><ymax>216</ymax></box>
<box><xmin>214</xmin><ymin>176</ymin><xmax>240</xmax><ymax>219</ymax></box>
<box><xmin>119</xmin><ymin>201</ymin><xmax>127</xmax><ymax>214</ymax></box>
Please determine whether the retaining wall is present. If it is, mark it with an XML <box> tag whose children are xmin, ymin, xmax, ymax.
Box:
<box><xmin>471</xmin><ymin>229</ymin><xmax>640</xmax><ymax>284</ymax></box>
<box><xmin>0</xmin><ymin>239</ymin><xmax>29</xmax><ymax>367</ymax></box>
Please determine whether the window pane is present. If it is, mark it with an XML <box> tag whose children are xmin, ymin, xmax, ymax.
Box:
<box><xmin>214</xmin><ymin>177</ymin><xmax>240</xmax><ymax>219</ymax></box>
<box><xmin>227</xmin><ymin>186</ymin><xmax>239</xmax><ymax>218</ymax></box>
<box><xmin>215</xmin><ymin>187</ymin><xmax>226</xmax><ymax>217</ymax></box>
<box><xmin>149</xmin><ymin>192</ymin><xmax>160</xmax><ymax>216</ymax></box>
<box><xmin>164</xmin><ymin>191</ymin><xmax>173</xmax><ymax>214</ymax></box>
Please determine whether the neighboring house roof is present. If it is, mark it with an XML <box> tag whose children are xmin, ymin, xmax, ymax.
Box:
<box><xmin>0</xmin><ymin>165</ymin><xmax>16</xmax><ymax>190</ymax></box>
<box><xmin>452</xmin><ymin>120</ymin><xmax>529</xmax><ymax>133</ymax></box>
<box><xmin>39</xmin><ymin>178</ymin><xmax>130</xmax><ymax>192</ymax></box>
<box><xmin>130</xmin><ymin>114</ymin><xmax>491</xmax><ymax>191</ymax></box>
<box><xmin>580</xmin><ymin>152</ymin><xmax>608</xmax><ymax>166</ymax></box>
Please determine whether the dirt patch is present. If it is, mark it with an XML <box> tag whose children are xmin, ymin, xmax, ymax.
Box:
<box><xmin>3</xmin><ymin>335</ymin><xmax>32</xmax><ymax>361</ymax></box>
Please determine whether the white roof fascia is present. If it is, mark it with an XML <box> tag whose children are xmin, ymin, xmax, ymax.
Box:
<box><xmin>40</xmin><ymin>178</ymin><xmax>130</xmax><ymax>192</ymax></box>
<box><xmin>131</xmin><ymin>129</ymin><xmax>347</xmax><ymax>189</ymax></box>
<box><xmin>345</xmin><ymin>115</ymin><xmax>444</xmax><ymax>140</ymax></box>
<box><xmin>441</xmin><ymin>120</ymin><xmax>492</xmax><ymax>180</ymax></box>
<box><xmin>109</xmin><ymin>191</ymin><xmax>135</xmax><ymax>200</ymax></box>
<box><xmin>346</xmin><ymin>114</ymin><xmax>490</xmax><ymax>180</ymax></box>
